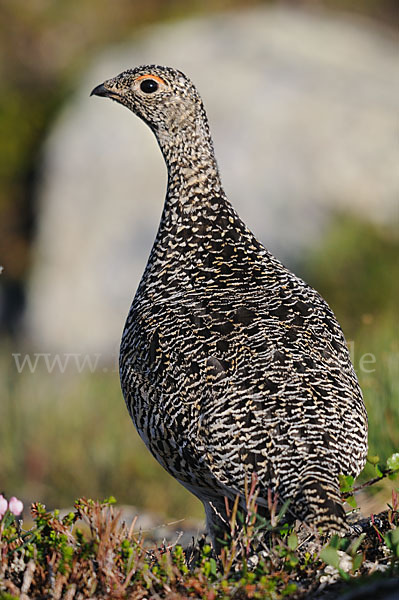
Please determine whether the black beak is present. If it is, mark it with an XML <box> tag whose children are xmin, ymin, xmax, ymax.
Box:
<box><xmin>90</xmin><ymin>83</ymin><xmax>110</xmax><ymax>97</ymax></box>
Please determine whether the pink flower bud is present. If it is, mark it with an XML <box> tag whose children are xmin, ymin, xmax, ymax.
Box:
<box><xmin>0</xmin><ymin>494</ymin><xmax>8</xmax><ymax>517</ymax></box>
<box><xmin>8</xmin><ymin>496</ymin><xmax>23</xmax><ymax>516</ymax></box>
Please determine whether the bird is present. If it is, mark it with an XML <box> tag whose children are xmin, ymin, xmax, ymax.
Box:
<box><xmin>91</xmin><ymin>65</ymin><xmax>368</xmax><ymax>550</ymax></box>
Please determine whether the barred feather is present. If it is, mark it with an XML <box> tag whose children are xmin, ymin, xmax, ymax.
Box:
<box><xmin>91</xmin><ymin>66</ymin><xmax>368</xmax><ymax>549</ymax></box>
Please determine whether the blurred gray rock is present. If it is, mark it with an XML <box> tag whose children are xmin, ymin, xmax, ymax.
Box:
<box><xmin>27</xmin><ymin>5</ymin><xmax>399</xmax><ymax>360</ymax></box>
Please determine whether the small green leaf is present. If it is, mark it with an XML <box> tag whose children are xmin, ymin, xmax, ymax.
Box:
<box><xmin>287</xmin><ymin>533</ymin><xmax>298</xmax><ymax>550</ymax></box>
<box><xmin>352</xmin><ymin>554</ymin><xmax>363</xmax><ymax>571</ymax></box>
<box><xmin>103</xmin><ymin>495</ymin><xmax>117</xmax><ymax>505</ymax></box>
<box><xmin>367</xmin><ymin>454</ymin><xmax>380</xmax><ymax>465</ymax></box>
<box><xmin>345</xmin><ymin>495</ymin><xmax>357</xmax><ymax>509</ymax></box>
<box><xmin>210</xmin><ymin>557</ymin><xmax>217</xmax><ymax>576</ymax></box>
<box><xmin>339</xmin><ymin>474</ymin><xmax>354</xmax><ymax>493</ymax></box>
<box><xmin>348</xmin><ymin>533</ymin><xmax>366</xmax><ymax>555</ymax></box>
<box><xmin>338</xmin><ymin>568</ymin><xmax>351</xmax><ymax>582</ymax></box>
<box><xmin>384</xmin><ymin>528</ymin><xmax>399</xmax><ymax>557</ymax></box>
<box><xmin>289</xmin><ymin>555</ymin><xmax>299</xmax><ymax>567</ymax></box>
<box><xmin>202</xmin><ymin>544</ymin><xmax>212</xmax><ymax>556</ymax></box>
<box><xmin>387</xmin><ymin>453</ymin><xmax>399</xmax><ymax>472</ymax></box>
<box><xmin>320</xmin><ymin>546</ymin><xmax>340</xmax><ymax>569</ymax></box>
<box><xmin>328</xmin><ymin>534</ymin><xmax>341</xmax><ymax>549</ymax></box>
<box><xmin>375</xmin><ymin>464</ymin><xmax>383</xmax><ymax>477</ymax></box>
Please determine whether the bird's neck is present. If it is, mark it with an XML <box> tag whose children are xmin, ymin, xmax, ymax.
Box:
<box><xmin>155</xmin><ymin>114</ymin><xmax>225</xmax><ymax>216</ymax></box>
<box><xmin>141</xmin><ymin>112</ymin><xmax>249</xmax><ymax>284</ymax></box>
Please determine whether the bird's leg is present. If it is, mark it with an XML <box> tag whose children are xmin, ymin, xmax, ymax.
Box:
<box><xmin>203</xmin><ymin>499</ymin><xmax>232</xmax><ymax>555</ymax></box>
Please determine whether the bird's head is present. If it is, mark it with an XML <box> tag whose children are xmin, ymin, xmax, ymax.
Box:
<box><xmin>90</xmin><ymin>65</ymin><xmax>206</xmax><ymax>137</ymax></box>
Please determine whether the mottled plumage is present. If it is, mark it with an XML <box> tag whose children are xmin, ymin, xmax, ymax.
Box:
<box><xmin>91</xmin><ymin>66</ymin><xmax>368</xmax><ymax>548</ymax></box>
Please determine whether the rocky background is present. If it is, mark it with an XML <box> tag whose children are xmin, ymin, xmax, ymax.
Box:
<box><xmin>24</xmin><ymin>5</ymin><xmax>398</xmax><ymax>359</ymax></box>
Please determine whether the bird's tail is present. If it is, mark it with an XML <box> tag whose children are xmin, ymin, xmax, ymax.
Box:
<box><xmin>296</xmin><ymin>470</ymin><xmax>347</xmax><ymax>534</ymax></box>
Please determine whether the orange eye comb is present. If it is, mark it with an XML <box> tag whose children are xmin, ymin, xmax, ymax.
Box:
<box><xmin>136</xmin><ymin>74</ymin><xmax>166</xmax><ymax>85</ymax></box>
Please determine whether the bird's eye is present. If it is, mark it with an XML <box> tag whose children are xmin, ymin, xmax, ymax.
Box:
<box><xmin>140</xmin><ymin>79</ymin><xmax>159</xmax><ymax>94</ymax></box>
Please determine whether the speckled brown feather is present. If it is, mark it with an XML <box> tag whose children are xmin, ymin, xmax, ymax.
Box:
<box><xmin>91</xmin><ymin>65</ymin><xmax>368</xmax><ymax>548</ymax></box>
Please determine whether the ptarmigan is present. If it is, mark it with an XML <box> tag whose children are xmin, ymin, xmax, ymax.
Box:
<box><xmin>91</xmin><ymin>65</ymin><xmax>368</xmax><ymax>550</ymax></box>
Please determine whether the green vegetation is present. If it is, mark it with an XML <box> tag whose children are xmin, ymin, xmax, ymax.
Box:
<box><xmin>0</xmin><ymin>484</ymin><xmax>398</xmax><ymax>599</ymax></box>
